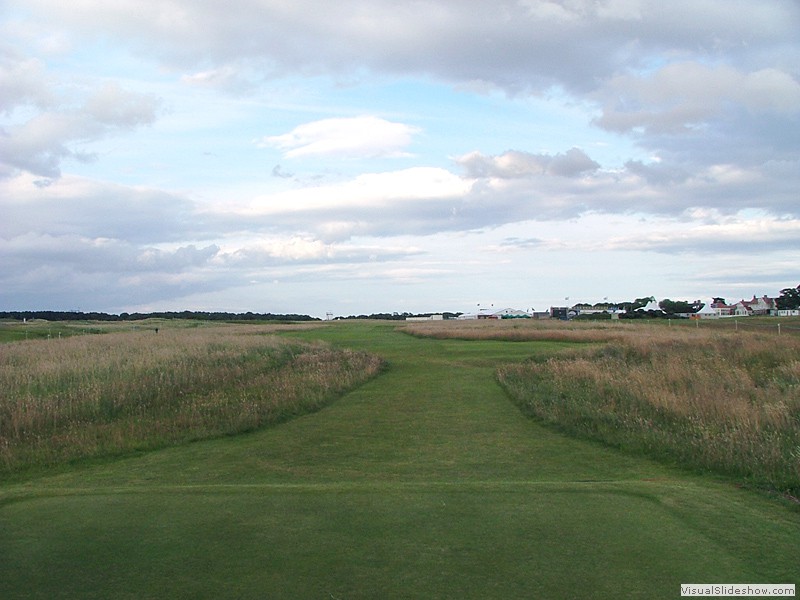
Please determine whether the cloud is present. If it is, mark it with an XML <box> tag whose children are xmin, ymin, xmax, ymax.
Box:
<box><xmin>0</xmin><ymin>52</ymin><xmax>53</xmax><ymax>112</ymax></box>
<box><xmin>271</xmin><ymin>164</ymin><xmax>294</xmax><ymax>179</ymax></box>
<box><xmin>457</xmin><ymin>148</ymin><xmax>600</xmax><ymax>178</ymax></box>
<box><xmin>258</xmin><ymin>116</ymin><xmax>420</xmax><ymax>159</ymax></box>
<box><xmin>197</xmin><ymin>148</ymin><xmax>799</xmax><ymax>245</ymax></box>
<box><xmin>0</xmin><ymin>232</ymin><xmax>228</xmax><ymax>310</ymax></box>
<box><xmin>623</xmin><ymin>160</ymin><xmax>689</xmax><ymax>185</ymax></box>
<box><xmin>1</xmin><ymin>233</ymin><xmax>219</xmax><ymax>274</ymax></box>
<box><xmin>82</xmin><ymin>83</ymin><xmax>161</xmax><ymax>127</ymax></box>
<box><xmin>218</xmin><ymin>237</ymin><xmax>422</xmax><ymax>267</ymax></box>
<box><xmin>594</xmin><ymin>63</ymin><xmax>800</xmax><ymax>135</ymax></box>
<box><xmin>180</xmin><ymin>65</ymin><xmax>257</xmax><ymax>94</ymax></box>
<box><xmin>606</xmin><ymin>216</ymin><xmax>800</xmax><ymax>254</ymax></box>
<box><xmin>13</xmin><ymin>1</ymin><xmax>797</xmax><ymax>92</ymax></box>
<box><xmin>239</xmin><ymin>167</ymin><xmax>469</xmax><ymax>215</ymax></box>
<box><xmin>9</xmin><ymin>1</ymin><xmax>798</xmax><ymax>182</ymax></box>
<box><xmin>0</xmin><ymin>174</ymin><xmax>195</xmax><ymax>242</ymax></box>
<box><xmin>3</xmin><ymin>0</ymin><xmax>799</xmax><ymax>313</ymax></box>
<box><xmin>0</xmin><ymin>81</ymin><xmax>161</xmax><ymax>178</ymax></box>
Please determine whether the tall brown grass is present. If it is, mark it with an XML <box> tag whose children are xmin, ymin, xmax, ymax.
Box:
<box><xmin>402</xmin><ymin>318</ymin><xmax>634</xmax><ymax>343</ymax></box>
<box><xmin>496</xmin><ymin>327</ymin><xmax>800</xmax><ymax>494</ymax></box>
<box><xmin>0</xmin><ymin>325</ymin><xmax>383</xmax><ymax>475</ymax></box>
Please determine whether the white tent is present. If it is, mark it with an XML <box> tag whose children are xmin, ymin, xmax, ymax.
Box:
<box><xmin>695</xmin><ymin>301</ymin><xmax>718</xmax><ymax>318</ymax></box>
<box><xmin>636</xmin><ymin>299</ymin><xmax>662</xmax><ymax>313</ymax></box>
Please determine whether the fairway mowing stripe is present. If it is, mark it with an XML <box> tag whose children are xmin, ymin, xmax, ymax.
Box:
<box><xmin>0</xmin><ymin>478</ymin><xmax>683</xmax><ymax>503</ymax></box>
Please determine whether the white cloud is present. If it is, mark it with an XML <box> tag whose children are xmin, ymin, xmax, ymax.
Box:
<box><xmin>238</xmin><ymin>167</ymin><xmax>469</xmax><ymax>215</ymax></box>
<box><xmin>259</xmin><ymin>116</ymin><xmax>420</xmax><ymax>159</ymax></box>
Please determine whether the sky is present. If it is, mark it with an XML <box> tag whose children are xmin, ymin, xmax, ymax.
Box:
<box><xmin>1</xmin><ymin>0</ymin><xmax>799</xmax><ymax>318</ymax></box>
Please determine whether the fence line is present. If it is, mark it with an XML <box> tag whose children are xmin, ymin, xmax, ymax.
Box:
<box><xmin>675</xmin><ymin>318</ymin><xmax>800</xmax><ymax>335</ymax></box>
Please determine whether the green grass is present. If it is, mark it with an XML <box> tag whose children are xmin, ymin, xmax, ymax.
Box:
<box><xmin>1</xmin><ymin>321</ymin><xmax>798</xmax><ymax>599</ymax></box>
<box><xmin>0</xmin><ymin>318</ymin><xmax>183</xmax><ymax>343</ymax></box>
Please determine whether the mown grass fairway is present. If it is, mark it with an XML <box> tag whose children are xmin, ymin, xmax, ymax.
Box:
<box><xmin>1</xmin><ymin>322</ymin><xmax>798</xmax><ymax>599</ymax></box>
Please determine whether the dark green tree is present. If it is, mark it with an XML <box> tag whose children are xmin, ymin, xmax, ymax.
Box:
<box><xmin>776</xmin><ymin>285</ymin><xmax>800</xmax><ymax>310</ymax></box>
<box><xmin>659</xmin><ymin>299</ymin><xmax>702</xmax><ymax>315</ymax></box>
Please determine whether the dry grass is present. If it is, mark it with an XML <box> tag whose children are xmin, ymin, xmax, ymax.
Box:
<box><xmin>0</xmin><ymin>325</ymin><xmax>383</xmax><ymax>474</ymax></box>
<box><xmin>496</xmin><ymin>327</ymin><xmax>800</xmax><ymax>494</ymax></box>
<box><xmin>402</xmin><ymin>318</ymin><xmax>635</xmax><ymax>343</ymax></box>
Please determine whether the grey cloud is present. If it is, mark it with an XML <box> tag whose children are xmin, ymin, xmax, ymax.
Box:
<box><xmin>1</xmin><ymin>177</ymin><xmax>197</xmax><ymax>243</ymax></box>
<box><xmin>0</xmin><ymin>80</ymin><xmax>160</xmax><ymax>178</ymax></box>
<box><xmin>497</xmin><ymin>237</ymin><xmax>546</xmax><ymax>250</ymax></box>
<box><xmin>271</xmin><ymin>164</ymin><xmax>294</xmax><ymax>179</ymax></box>
<box><xmin>1</xmin><ymin>234</ymin><xmax>219</xmax><ymax>274</ymax></box>
<box><xmin>638</xmin><ymin>111</ymin><xmax>800</xmax><ymax>172</ymax></box>
<box><xmin>205</xmin><ymin>158</ymin><xmax>798</xmax><ymax>246</ymax></box>
<box><xmin>17</xmin><ymin>1</ymin><xmax>798</xmax><ymax>95</ymax></box>
<box><xmin>134</xmin><ymin>244</ymin><xmax>220</xmax><ymax>272</ymax></box>
<box><xmin>213</xmin><ymin>178</ymin><xmax>593</xmax><ymax>242</ymax></box>
<box><xmin>623</xmin><ymin>160</ymin><xmax>689</xmax><ymax>185</ymax></box>
<box><xmin>220</xmin><ymin>243</ymin><xmax>422</xmax><ymax>268</ymax></box>
<box><xmin>457</xmin><ymin>148</ymin><xmax>600</xmax><ymax>179</ymax></box>
<box><xmin>606</xmin><ymin>221</ymin><xmax>800</xmax><ymax>255</ymax></box>
<box><xmin>593</xmin><ymin>63</ymin><xmax>800</xmax><ymax>136</ymax></box>
<box><xmin>0</xmin><ymin>235</ymin><xmax>227</xmax><ymax>310</ymax></box>
<box><xmin>0</xmin><ymin>262</ymin><xmax>230</xmax><ymax>311</ymax></box>
<box><xmin>549</xmin><ymin>148</ymin><xmax>602</xmax><ymax>177</ymax></box>
<box><xmin>0</xmin><ymin>52</ymin><xmax>53</xmax><ymax>113</ymax></box>
<box><xmin>82</xmin><ymin>83</ymin><xmax>162</xmax><ymax>127</ymax></box>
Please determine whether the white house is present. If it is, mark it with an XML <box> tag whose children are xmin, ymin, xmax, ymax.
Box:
<box><xmin>732</xmin><ymin>295</ymin><xmax>779</xmax><ymax>316</ymax></box>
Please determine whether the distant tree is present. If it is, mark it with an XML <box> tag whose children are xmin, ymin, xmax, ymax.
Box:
<box><xmin>659</xmin><ymin>299</ymin><xmax>702</xmax><ymax>315</ymax></box>
<box><xmin>712</xmin><ymin>297</ymin><xmax>726</xmax><ymax>305</ymax></box>
<box><xmin>776</xmin><ymin>285</ymin><xmax>800</xmax><ymax>310</ymax></box>
<box><xmin>635</xmin><ymin>296</ymin><xmax>655</xmax><ymax>307</ymax></box>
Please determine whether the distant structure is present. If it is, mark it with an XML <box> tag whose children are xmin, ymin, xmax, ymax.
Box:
<box><xmin>458</xmin><ymin>308</ymin><xmax>533</xmax><ymax>320</ymax></box>
<box><xmin>635</xmin><ymin>299</ymin><xmax>663</xmax><ymax>314</ymax></box>
<box><xmin>405</xmin><ymin>314</ymin><xmax>444</xmax><ymax>321</ymax></box>
<box><xmin>691</xmin><ymin>301</ymin><xmax>718</xmax><ymax>319</ymax></box>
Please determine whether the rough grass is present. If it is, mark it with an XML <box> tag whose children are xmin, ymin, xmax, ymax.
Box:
<box><xmin>0</xmin><ymin>325</ymin><xmax>383</xmax><ymax>475</ymax></box>
<box><xmin>402</xmin><ymin>315</ymin><xmax>800</xmax><ymax>341</ymax></box>
<box><xmin>402</xmin><ymin>318</ymin><xmax>631</xmax><ymax>343</ymax></box>
<box><xmin>496</xmin><ymin>328</ymin><xmax>800</xmax><ymax>495</ymax></box>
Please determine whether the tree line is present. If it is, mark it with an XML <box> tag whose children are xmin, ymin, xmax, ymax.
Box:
<box><xmin>0</xmin><ymin>310</ymin><xmax>319</xmax><ymax>322</ymax></box>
